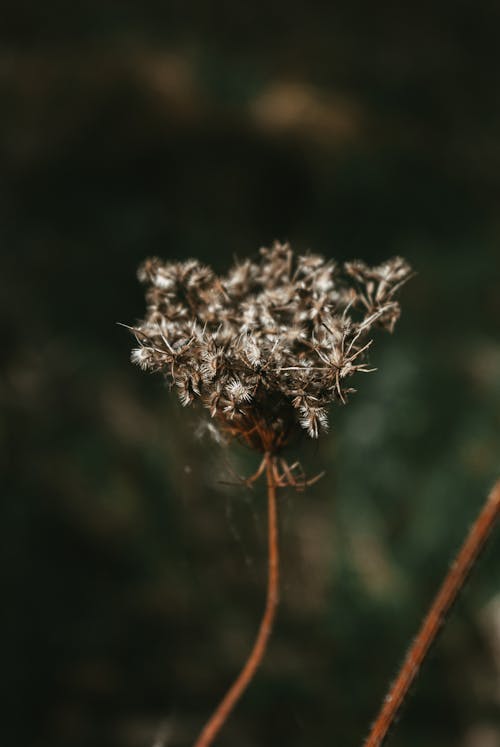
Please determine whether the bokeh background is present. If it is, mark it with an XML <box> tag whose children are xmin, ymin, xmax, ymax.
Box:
<box><xmin>2</xmin><ymin>3</ymin><xmax>500</xmax><ymax>746</ymax></box>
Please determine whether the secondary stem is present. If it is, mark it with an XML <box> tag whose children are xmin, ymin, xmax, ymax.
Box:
<box><xmin>193</xmin><ymin>452</ymin><xmax>280</xmax><ymax>747</ymax></box>
<box><xmin>363</xmin><ymin>479</ymin><xmax>500</xmax><ymax>747</ymax></box>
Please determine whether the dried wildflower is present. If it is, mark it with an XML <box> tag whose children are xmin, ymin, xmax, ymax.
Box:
<box><xmin>128</xmin><ymin>241</ymin><xmax>412</xmax><ymax>452</ymax></box>
<box><xmin>126</xmin><ymin>241</ymin><xmax>413</xmax><ymax>747</ymax></box>
<box><xmin>125</xmin><ymin>251</ymin><xmax>500</xmax><ymax>747</ymax></box>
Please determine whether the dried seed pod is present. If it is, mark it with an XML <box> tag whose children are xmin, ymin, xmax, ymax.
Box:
<box><xmin>128</xmin><ymin>241</ymin><xmax>411</xmax><ymax>452</ymax></box>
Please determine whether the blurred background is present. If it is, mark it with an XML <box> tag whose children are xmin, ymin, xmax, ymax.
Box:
<box><xmin>2</xmin><ymin>3</ymin><xmax>500</xmax><ymax>746</ymax></box>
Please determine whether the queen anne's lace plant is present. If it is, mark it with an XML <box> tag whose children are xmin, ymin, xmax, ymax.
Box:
<box><xmin>127</xmin><ymin>241</ymin><xmax>414</xmax><ymax>747</ymax></box>
<box><xmin>128</xmin><ymin>241</ymin><xmax>412</xmax><ymax>453</ymax></box>
<box><xmin>125</xmin><ymin>249</ymin><xmax>500</xmax><ymax>747</ymax></box>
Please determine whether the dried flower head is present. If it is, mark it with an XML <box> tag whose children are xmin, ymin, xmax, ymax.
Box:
<box><xmin>128</xmin><ymin>242</ymin><xmax>411</xmax><ymax>453</ymax></box>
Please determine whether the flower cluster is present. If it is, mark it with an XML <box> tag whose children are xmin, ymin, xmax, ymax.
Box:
<box><xmin>128</xmin><ymin>242</ymin><xmax>411</xmax><ymax>453</ymax></box>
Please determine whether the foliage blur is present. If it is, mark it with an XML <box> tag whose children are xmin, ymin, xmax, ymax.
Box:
<box><xmin>2</xmin><ymin>3</ymin><xmax>500</xmax><ymax>746</ymax></box>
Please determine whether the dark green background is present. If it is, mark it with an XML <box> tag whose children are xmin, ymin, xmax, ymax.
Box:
<box><xmin>2</xmin><ymin>3</ymin><xmax>500</xmax><ymax>746</ymax></box>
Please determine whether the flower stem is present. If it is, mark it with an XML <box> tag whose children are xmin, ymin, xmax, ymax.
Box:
<box><xmin>193</xmin><ymin>453</ymin><xmax>280</xmax><ymax>747</ymax></box>
<box><xmin>363</xmin><ymin>479</ymin><xmax>500</xmax><ymax>747</ymax></box>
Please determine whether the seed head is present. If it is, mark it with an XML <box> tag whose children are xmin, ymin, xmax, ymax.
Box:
<box><xmin>128</xmin><ymin>241</ymin><xmax>411</xmax><ymax>453</ymax></box>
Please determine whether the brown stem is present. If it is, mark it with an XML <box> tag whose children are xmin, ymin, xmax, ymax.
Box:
<box><xmin>363</xmin><ymin>479</ymin><xmax>500</xmax><ymax>747</ymax></box>
<box><xmin>193</xmin><ymin>452</ymin><xmax>280</xmax><ymax>747</ymax></box>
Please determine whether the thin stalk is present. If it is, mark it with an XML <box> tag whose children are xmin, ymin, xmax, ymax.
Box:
<box><xmin>363</xmin><ymin>479</ymin><xmax>500</xmax><ymax>747</ymax></box>
<box><xmin>193</xmin><ymin>452</ymin><xmax>280</xmax><ymax>747</ymax></box>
